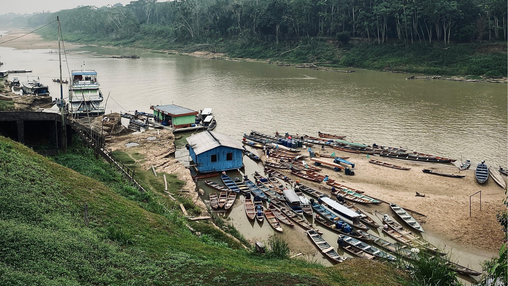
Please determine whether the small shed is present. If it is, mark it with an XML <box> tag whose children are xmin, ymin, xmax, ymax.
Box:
<box><xmin>150</xmin><ymin>104</ymin><xmax>198</xmax><ymax>128</ymax></box>
<box><xmin>186</xmin><ymin>131</ymin><xmax>244</xmax><ymax>173</ymax></box>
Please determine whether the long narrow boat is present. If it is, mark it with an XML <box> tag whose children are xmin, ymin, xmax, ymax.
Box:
<box><xmin>251</xmin><ymin>172</ymin><xmax>285</xmax><ymax>201</ymax></box>
<box><xmin>209</xmin><ymin>193</ymin><xmax>219</xmax><ymax>210</ymax></box>
<box><xmin>488</xmin><ymin>166</ymin><xmax>507</xmax><ymax>189</ymax></box>
<box><xmin>244</xmin><ymin>196</ymin><xmax>256</xmax><ymax>220</ymax></box>
<box><xmin>475</xmin><ymin>161</ymin><xmax>489</xmax><ymax>184</ymax></box>
<box><xmin>264</xmin><ymin>209</ymin><xmax>283</xmax><ymax>232</ymax></box>
<box><xmin>357</xmin><ymin>230</ymin><xmax>413</xmax><ymax>258</ymax></box>
<box><xmin>253</xmin><ymin>171</ymin><xmax>285</xmax><ymax>195</ymax></box>
<box><xmin>379</xmin><ymin>151</ymin><xmax>455</xmax><ymax>163</ymax></box>
<box><xmin>270</xmin><ymin>199</ymin><xmax>319</xmax><ymax>233</ymax></box>
<box><xmin>313</xmin><ymin>213</ymin><xmax>365</xmax><ymax>240</ymax></box>
<box><xmin>218</xmin><ymin>191</ymin><xmax>228</xmax><ymax>208</ymax></box>
<box><xmin>205</xmin><ymin>180</ymin><xmax>230</xmax><ymax>192</ymax></box>
<box><xmin>242</xmin><ymin>140</ymin><xmax>264</xmax><ymax>149</ymax></box>
<box><xmin>337</xmin><ymin>235</ymin><xmax>376</xmax><ymax>260</ymax></box>
<box><xmin>319</xmin><ymin>196</ymin><xmax>369</xmax><ymax>231</ymax></box>
<box><xmin>290</xmin><ymin>168</ymin><xmax>324</xmax><ymax>183</ymax></box>
<box><xmin>254</xmin><ymin>200</ymin><xmax>264</xmax><ymax>222</ymax></box>
<box><xmin>338</xmin><ymin>234</ymin><xmax>396</xmax><ymax>262</ymax></box>
<box><xmin>335</xmin><ymin>195</ymin><xmax>380</xmax><ymax>228</ymax></box>
<box><xmin>264</xmin><ymin>167</ymin><xmax>293</xmax><ymax>183</ymax></box>
<box><xmin>221</xmin><ymin>174</ymin><xmax>241</xmax><ymax>192</ymax></box>
<box><xmin>244</xmin><ymin>151</ymin><xmax>261</xmax><ymax>162</ymax></box>
<box><xmin>326</xmin><ymin>180</ymin><xmax>364</xmax><ymax>194</ymax></box>
<box><xmin>334</xmin><ymin>157</ymin><xmax>355</xmax><ymax>168</ymax></box>
<box><xmin>422</xmin><ymin>169</ymin><xmax>465</xmax><ymax>178</ymax></box>
<box><xmin>267</xmin><ymin>203</ymin><xmax>294</xmax><ymax>226</ymax></box>
<box><xmin>317</xmin><ymin>131</ymin><xmax>347</xmax><ymax>140</ymax></box>
<box><xmin>233</xmin><ymin>180</ymin><xmax>250</xmax><ymax>194</ymax></box>
<box><xmin>224</xmin><ymin>192</ymin><xmax>237</xmax><ymax>210</ymax></box>
<box><xmin>383</xmin><ymin>214</ymin><xmax>441</xmax><ymax>254</ymax></box>
<box><xmin>327</xmin><ymin>186</ymin><xmax>381</xmax><ymax>204</ymax></box>
<box><xmin>369</xmin><ymin>159</ymin><xmax>411</xmax><ymax>170</ymax></box>
<box><xmin>500</xmin><ymin>167</ymin><xmax>508</xmax><ymax>176</ymax></box>
<box><xmin>389</xmin><ymin>203</ymin><xmax>424</xmax><ymax>233</ymax></box>
<box><xmin>244</xmin><ymin>178</ymin><xmax>268</xmax><ymax>201</ymax></box>
<box><xmin>295</xmin><ymin>183</ymin><xmax>328</xmax><ymax>198</ymax></box>
<box><xmin>310</xmin><ymin>199</ymin><xmax>340</xmax><ymax>223</ymax></box>
<box><xmin>307</xmin><ymin>230</ymin><xmax>347</xmax><ymax>264</ymax></box>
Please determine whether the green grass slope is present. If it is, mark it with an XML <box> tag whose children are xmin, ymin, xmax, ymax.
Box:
<box><xmin>0</xmin><ymin>136</ymin><xmax>410</xmax><ymax>285</ymax></box>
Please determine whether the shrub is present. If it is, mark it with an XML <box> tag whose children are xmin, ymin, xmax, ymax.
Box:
<box><xmin>410</xmin><ymin>251</ymin><xmax>459</xmax><ymax>286</ymax></box>
<box><xmin>268</xmin><ymin>236</ymin><xmax>290</xmax><ymax>259</ymax></box>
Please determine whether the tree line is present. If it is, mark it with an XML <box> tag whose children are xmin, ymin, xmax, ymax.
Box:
<box><xmin>21</xmin><ymin>0</ymin><xmax>507</xmax><ymax>45</ymax></box>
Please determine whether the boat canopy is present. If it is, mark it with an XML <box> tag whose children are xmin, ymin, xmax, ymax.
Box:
<box><xmin>204</xmin><ymin>115</ymin><xmax>214</xmax><ymax>123</ymax></box>
<box><xmin>334</xmin><ymin>139</ymin><xmax>368</xmax><ymax>148</ymax></box>
<box><xmin>320</xmin><ymin>196</ymin><xmax>360</xmax><ymax>218</ymax></box>
<box><xmin>202</xmin><ymin>108</ymin><xmax>213</xmax><ymax>116</ymax></box>
<box><xmin>283</xmin><ymin>189</ymin><xmax>300</xmax><ymax>204</ymax></box>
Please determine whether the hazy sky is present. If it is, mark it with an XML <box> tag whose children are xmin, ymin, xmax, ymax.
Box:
<box><xmin>3</xmin><ymin>0</ymin><xmax>136</xmax><ymax>15</ymax></box>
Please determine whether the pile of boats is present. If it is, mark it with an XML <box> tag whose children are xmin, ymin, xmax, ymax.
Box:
<box><xmin>201</xmin><ymin>166</ymin><xmax>482</xmax><ymax>276</ymax></box>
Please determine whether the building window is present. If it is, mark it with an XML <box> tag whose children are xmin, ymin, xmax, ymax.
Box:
<box><xmin>226</xmin><ymin>153</ymin><xmax>233</xmax><ymax>161</ymax></box>
<box><xmin>211</xmin><ymin>154</ymin><xmax>217</xmax><ymax>162</ymax></box>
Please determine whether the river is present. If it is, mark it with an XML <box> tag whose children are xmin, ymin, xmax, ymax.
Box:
<box><xmin>0</xmin><ymin>42</ymin><xmax>506</xmax><ymax>282</ymax></box>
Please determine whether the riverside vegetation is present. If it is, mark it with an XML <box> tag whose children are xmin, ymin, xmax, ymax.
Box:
<box><xmin>1</xmin><ymin>0</ymin><xmax>506</xmax><ymax>78</ymax></box>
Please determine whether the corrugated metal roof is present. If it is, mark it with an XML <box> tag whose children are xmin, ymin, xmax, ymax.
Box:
<box><xmin>152</xmin><ymin>104</ymin><xmax>198</xmax><ymax>116</ymax></box>
<box><xmin>320</xmin><ymin>196</ymin><xmax>360</xmax><ymax>218</ymax></box>
<box><xmin>283</xmin><ymin>189</ymin><xmax>300</xmax><ymax>204</ymax></box>
<box><xmin>186</xmin><ymin>131</ymin><xmax>243</xmax><ymax>155</ymax></box>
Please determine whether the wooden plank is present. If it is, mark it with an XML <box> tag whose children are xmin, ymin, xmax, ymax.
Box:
<box><xmin>179</xmin><ymin>204</ymin><xmax>188</xmax><ymax>216</ymax></box>
<box><xmin>163</xmin><ymin>174</ymin><xmax>168</xmax><ymax>192</ymax></box>
<box><xmin>151</xmin><ymin>165</ymin><xmax>157</xmax><ymax>177</ymax></box>
<box><xmin>188</xmin><ymin>216</ymin><xmax>211</xmax><ymax>221</ymax></box>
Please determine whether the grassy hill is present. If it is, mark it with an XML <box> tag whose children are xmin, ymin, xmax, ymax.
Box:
<box><xmin>0</xmin><ymin>135</ymin><xmax>410</xmax><ymax>285</ymax></box>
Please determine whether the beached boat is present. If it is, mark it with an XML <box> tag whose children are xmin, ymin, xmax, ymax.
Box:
<box><xmin>475</xmin><ymin>161</ymin><xmax>489</xmax><ymax>184</ymax></box>
<box><xmin>252</xmin><ymin>171</ymin><xmax>285</xmax><ymax>195</ymax></box>
<box><xmin>68</xmin><ymin>70</ymin><xmax>105</xmax><ymax>117</ymax></box>
<box><xmin>291</xmin><ymin>168</ymin><xmax>325</xmax><ymax>182</ymax></box>
<box><xmin>311</xmin><ymin>199</ymin><xmax>340</xmax><ymax>223</ymax></box>
<box><xmin>205</xmin><ymin>180</ymin><xmax>230</xmax><ymax>192</ymax></box>
<box><xmin>326</xmin><ymin>180</ymin><xmax>364</xmax><ymax>194</ymax></box>
<box><xmin>209</xmin><ymin>193</ymin><xmax>219</xmax><ymax>209</ymax></box>
<box><xmin>242</xmin><ymin>140</ymin><xmax>264</xmax><ymax>149</ymax></box>
<box><xmin>267</xmin><ymin>203</ymin><xmax>294</xmax><ymax>226</ymax></box>
<box><xmin>337</xmin><ymin>234</ymin><xmax>376</xmax><ymax>260</ymax></box>
<box><xmin>422</xmin><ymin>169</ymin><xmax>465</xmax><ymax>178</ymax></box>
<box><xmin>294</xmin><ymin>189</ymin><xmax>313</xmax><ymax>216</ymax></box>
<box><xmin>264</xmin><ymin>167</ymin><xmax>292</xmax><ymax>183</ymax></box>
<box><xmin>317</xmin><ymin>131</ymin><xmax>347</xmax><ymax>140</ymax></box>
<box><xmin>307</xmin><ymin>230</ymin><xmax>347</xmax><ymax>263</ymax></box>
<box><xmin>500</xmin><ymin>167</ymin><xmax>508</xmax><ymax>176</ymax></box>
<box><xmin>254</xmin><ymin>200</ymin><xmax>264</xmax><ymax>222</ymax></box>
<box><xmin>327</xmin><ymin>186</ymin><xmax>381</xmax><ymax>204</ymax></box>
<box><xmin>379</xmin><ymin>151</ymin><xmax>455</xmax><ymax>164</ymax></box>
<box><xmin>458</xmin><ymin>159</ymin><xmax>471</xmax><ymax>170</ymax></box>
<box><xmin>313</xmin><ymin>213</ymin><xmax>364</xmax><ymax>240</ymax></box>
<box><xmin>319</xmin><ymin>196</ymin><xmax>369</xmax><ymax>231</ymax></box>
<box><xmin>389</xmin><ymin>203</ymin><xmax>424</xmax><ymax>233</ymax></box>
<box><xmin>382</xmin><ymin>214</ymin><xmax>441</xmax><ymax>254</ymax></box>
<box><xmin>489</xmin><ymin>166</ymin><xmax>506</xmax><ymax>189</ymax></box>
<box><xmin>221</xmin><ymin>174</ymin><xmax>241</xmax><ymax>193</ymax></box>
<box><xmin>295</xmin><ymin>183</ymin><xmax>328</xmax><ymax>199</ymax></box>
<box><xmin>244</xmin><ymin>178</ymin><xmax>268</xmax><ymax>201</ymax></box>
<box><xmin>369</xmin><ymin>159</ymin><xmax>411</xmax><ymax>170</ymax></box>
<box><xmin>21</xmin><ymin>79</ymin><xmax>50</xmax><ymax>96</ymax></box>
<box><xmin>251</xmin><ymin>173</ymin><xmax>285</xmax><ymax>201</ymax></box>
<box><xmin>270</xmin><ymin>199</ymin><xmax>319</xmax><ymax>233</ymax></box>
<box><xmin>446</xmin><ymin>261</ymin><xmax>482</xmax><ymax>276</ymax></box>
<box><xmin>218</xmin><ymin>191</ymin><xmax>228</xmax><ymax>208</ymax></box>
<box><xmin>244</xmin><ymin>151</ymin><xmax>261</xmax><ymax>162</ymax></box>
<box><xmin>357</xmin><ymin>230</ymin><xmax>413</xmax><ymax>258</ymax></box>
<box><xmin>338</xmin><ymin>234</ymin><xmax>396</xmax><ymax>261</ymax></box>
<box><xmin>264</xmin><ymin>209</ymin><xmax>283</xmax><ymax>232</ymax></box>
<box><xmin>224</xmin><ymin>192</ymin><xmax>237</xmax><ymax>210</ymax></box>
<box><xmin>244</xmin><ymin>195</ymin><xmax>256</xmax><ymax>220</ymax></box>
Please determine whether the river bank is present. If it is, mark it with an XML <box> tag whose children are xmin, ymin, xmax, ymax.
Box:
<box><xmin>1</xmin><ymin>28</ymin><xmax>505</xmax><ymax>259</ymax></box>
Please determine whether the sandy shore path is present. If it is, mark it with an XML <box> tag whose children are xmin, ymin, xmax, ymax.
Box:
<box><xmin>0</xmin><ymin>29</ymin><xmax>81</xmax><ymax>50</ymax></box>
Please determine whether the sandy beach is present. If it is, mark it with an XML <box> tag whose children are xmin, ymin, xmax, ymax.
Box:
<box><xmin>2</xmin><ymin>29</ymin><xmax>505</xmax><ymax>255</ymax></box>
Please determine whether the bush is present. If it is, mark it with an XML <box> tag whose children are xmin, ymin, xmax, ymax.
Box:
<box><xmin>268</xmin><ymin>236</ymin><xmax>290</xmax><ymax>259</ymax></box>
<box><xmin>410</xmin><ymin>251</ymin><xmax>459</xmax><ymax>286</ymax></box>
<box><xmin>336</xmin><ymin>32</ymin><xmax>350</xmax><ymax>45</ymax></box>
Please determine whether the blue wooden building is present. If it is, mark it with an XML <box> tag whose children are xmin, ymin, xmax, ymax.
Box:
<box><xmin>186</xmin><ymin>131</ymin><xmax>244</xmax><ymax>173</ymax></box>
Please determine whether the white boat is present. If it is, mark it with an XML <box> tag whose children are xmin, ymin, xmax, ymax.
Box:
<box><xmin>21</xmin><ymin>79</ymin><xmax>50</xmax><ymax>96</ymax></box>
<box><xmin>389</xmin><ymin>203</ymin><xmax>424</xmax><ymax>233</ymax></box>
<box><xmin>67</xmin><ymin>70</ymin><xmax>105</xmax><ymax>117</ymax></box>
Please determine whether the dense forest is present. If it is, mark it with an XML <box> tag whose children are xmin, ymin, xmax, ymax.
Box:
<box><xmin>2</xmin><ymin>0</ymin><xmax>507</xmax><ymax>77</ymax></box>
<box><xmin>21</xmin><ymin>0</ymin><xmax>506</xmax><ymax>44</ymax></box>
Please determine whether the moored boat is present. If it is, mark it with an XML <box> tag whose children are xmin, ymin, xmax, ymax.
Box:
<box><xmin>218</xmin><ymin>191</ymin><xmax>228</xmax><ymax>208</ymax></box>
<box><xmin>475</xmin><ymin>161</ymin><xmax>489</xmax><ymax>184</ymax></box>
<box><xmin>264</xmin><ymin>209</ymin><xmax>283</xmax><ymax>232</ymax></box>
<box><xmin>254</xmin><ymin>201</ymin><xmax>264</xmax><ymax>222</ymax></box>
<box><xmin>244</xmin><ymin>178</ymin><xmax>268</xmax><ymax>201</ymax></box>
<box><xmin>244</xmin><ymin>195</ymin><xmax>256</xmax><ymax>220</ymax></box>
<box><xmin>221</xmin><ymin>174</ymin><xmax>241</xmax><ymax>193</ymax></box>
<box><xmin>267</xmin><ymin>203</ymin><xmax>294</xmax><ymax>226</ymax></box>
<box><xmin>369</xmin><ymin>159</ymin><xmax>411</xmax><ymax>170</ymax></box>
<box><xmin>68</xmin><ymin>70</ymin><xmax>105</xmax><ymax>117</ymax></box>
<box><xmin>319</xmin><ymin>196</ymin><xmax>369</xmax><ymax>231</ymax></box>
<box><xmin>22</xmin><ymin>79</ymin><xmax>50</xmax><ymax>96</ymax></box>
<box><xmin>307</xmin><ymin>230</ymin><xmax>347</xmax><ymax>264</ymax></box>
<box><xmin>205</xmin><ymin>180</ymin><xmax>230</xmax><ymax>192</ymax></box>
<box><xmin>389</xmin><ymin>203</ymin><xmax>424</xmax><ymax>233</ymax></box>
<box><xmin>317</xmin><ymin>131</ymin><xmax>347</xmax><ymax>140</ymax></box>
<box><xmin>422</xmin><ymin>169</ymin><xmax>465</xmax><ymax>178</ymax></box>
<box><xmin>224</xmin><ymin>192</ymin><xmax>237</xmax><ymax>210</ymax></box>
<box><xmin>500</xmin><ymin>167</ymin><xmax>508</xmax><ymax>176</ymax></box>
<box><xmin>209</xmin><ymin>193</ymin><xmax>219</xmax><ymax>209</ymax></box>
<box><xmin>458</xmin><ymin>159</ymin><xmax>471</xmax><ymax>170</ymax></box>
<box><xmin>489</xmin><ymin>166</ymin><xmax>507</xmax><ymax>189</ymax></box>
<box><xmin>338</xmin><ymin>234</ymin><xmax>396</xmax><ymax>262</ymax></box>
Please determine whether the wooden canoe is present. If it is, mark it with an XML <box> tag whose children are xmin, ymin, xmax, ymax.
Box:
<box><xmin>317</xmin><ymin>131</ymin><xmax>347</xmax><ymax>140</ymax></box>
<box><xmin>254</xmin><ymin>200</ymin><xmax>264</xmax><ymax>222</ymax></box>
<box><xmin>224</xmin><ymin>192</ymin><xmax>237</xmax><ymax>210</ymax></box>
<box><xmin>369</xmin><ymin>159</ymin><xmax>410</xmax><ymax>170</ymax></box>
<box><xmin>338</xmin><ymin>234</ymin><xmax>396</xmax><ymax>261</ymax></box>
<box><xmin>489</xmin><ymin>166</ymin><xmax>507</xmax><ymax>189</ymax></box>
<box><xmin>422</xmin><ymin>169</ymin><xmax>465</xmax><ymax>178</ymax></box>
<box><xmin>264</xmin><ymin>209</ymin><xmax>283</xmax><ymax>232</ymax></box>
<box><xmin>209</xmin><ymin>192</ymin><xmax>219</xmax><ymax>210</ymax></box>
<box><xmin>389</xmin><ymin>203</ymin><xmax>424</xmax><ymax>232</ymax></box>
<box><xmin>475</xmin><ymin>162</ymin><xmax>489</xmax><ymax>184</ymax></box>
<box><xmin>205</xmin><ymin>180</ymin><xmax>230</xmax><ymax>192</ymax></box>
<box><xmin>307</xmin><ymin>230</ymin><xmax>347</xmax><ymax>264</ymax></box>
<box><xmin>267</xmin><ymin>203</ymin><xmax>294</xmax><ymax>226</ymax></box>
<box><xmin>218</xmin><ymin>191</ymin><xmax>228</xmax><ymax>208</ymax></box>
<box><xmin>244</xmin><ymin>197</ymin><xmax>256</xmax><ymax>220</ymax></box>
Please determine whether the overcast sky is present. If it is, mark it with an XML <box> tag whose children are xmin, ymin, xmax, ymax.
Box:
<box><xmin>3</xmin><ymin>0</ymin><xmax>138</xmax><ymax>15</ymax></box>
